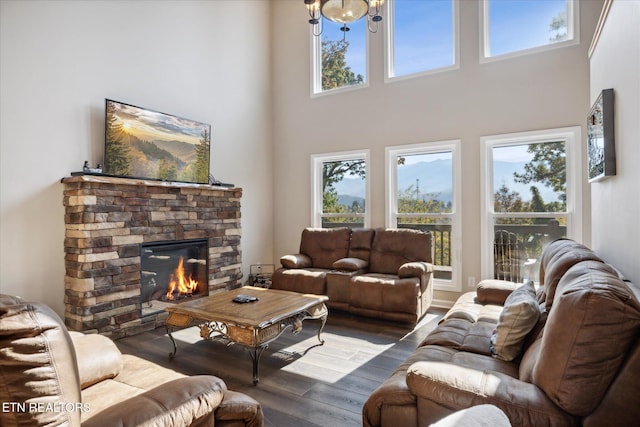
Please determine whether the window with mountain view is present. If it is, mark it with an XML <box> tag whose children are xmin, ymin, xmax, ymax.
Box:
<box><xmin>386</xmin><ymin>141</ymin><xmax>461</xmax><ymax>291</ymax></box>
<box><xmin>482</xmin><ymin>0</ymin><xmax>578</xmax><ymax>60</ymax></box>
<box><xmin>387</xmin><ymin>0</ymin><xmax>457</xmax><ymax>79</ymax></box>
<box><xmin>481</xmin><ymin>128</ymin><xmax>582</xmax><ymax>283</ymax></box>
<box><xmin>311</xmin><ymin>151</ymin><xmax>369</xmax><ymax>228</ymax></box>
<box><xmin>313</xmin><ymin>18</ymin><xmax>367</xmax><ymax>94</ymax></box>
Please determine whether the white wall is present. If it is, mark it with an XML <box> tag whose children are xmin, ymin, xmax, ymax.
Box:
<box><xmin>271</xmin><ymin>0</ymin><xmax>603</xmax><ymax>304</ymax></box>
<box><xmin>589</xmin><ymin>0</ymin><xmax>640</xmax><ymax>284</ymax></box>
<box><xmin>0</xmin><ymin>1</ymin><xmax>274</xmax><ymax>316</ymax></box>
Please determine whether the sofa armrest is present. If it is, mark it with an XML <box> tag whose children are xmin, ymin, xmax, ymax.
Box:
<box><xmin>280</xmin><ymin>254</ymin><xmax>312</xmax><ymax>269</ymax></box>
<box><xmin>69</xmin><ymin>332</ymin><xmax>123</xmax><ymax>389</ymax></box>
<box><xmin>475</xmin><ymin>279</ymin><xmax>518</xmax><ymax>305</ymax></box>
<box><xmin>332</xmin><ymin>257</ymin><xmax>368</xmax><ymax>272</ymax></box>
<box><xmin>406</xmin><ymin>361</ymin><xmax>576</xmax><ymax>426</ymax></box>
<box><xmin>215</xmin><ymin>389</ymin><xmax>264</xmax><ymax>427</ymax></box>
<box><xmin>82</xmin><ymin>376</ymin><xmax>225</xmax><ymax>427</ymax></box>
<box><xmin>398</xmin><ymin>261</ymin><xmax>433</xmax><ymax>278</ymax></box>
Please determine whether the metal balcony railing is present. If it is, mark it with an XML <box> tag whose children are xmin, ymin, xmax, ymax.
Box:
<box><xmin>322</xmin><ymin>220</ymin><xmax>566</xmax><ymax>283</ymax></box>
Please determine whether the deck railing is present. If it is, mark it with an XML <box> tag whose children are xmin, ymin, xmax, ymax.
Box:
<box><xmin>322</xmin><ymin>220</ymin><xmax>566</xmax><ymax>282</ymax></box>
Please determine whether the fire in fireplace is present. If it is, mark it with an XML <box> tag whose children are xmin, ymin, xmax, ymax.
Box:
<box><xmin>140</xmin><ymin>239</ymin><xmax>209</xmax><ymax>313</ymax></box>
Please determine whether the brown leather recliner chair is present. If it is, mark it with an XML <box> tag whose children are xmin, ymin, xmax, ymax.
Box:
<box><xmin>0</xmin><ymin>294</ymin><xmax>263</xmax><ymax>427</ymax></box>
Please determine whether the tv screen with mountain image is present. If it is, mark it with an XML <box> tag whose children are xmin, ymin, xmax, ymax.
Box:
<box><xmin>104</xmin><ymin>99</ymin><xmax>211</xmax><ymax>184</ymax></box>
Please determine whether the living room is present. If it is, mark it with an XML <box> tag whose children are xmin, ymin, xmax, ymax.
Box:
<box><xmin>1</xmin><ymin>0</ymin><xmax>639</xmax><ymax>425</ymax></box>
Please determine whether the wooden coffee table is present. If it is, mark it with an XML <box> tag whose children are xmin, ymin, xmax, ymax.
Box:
<box><xmin>164</xmin><ymin>286</ymin><xmax>329</xmax><ymax>384</ymax></box>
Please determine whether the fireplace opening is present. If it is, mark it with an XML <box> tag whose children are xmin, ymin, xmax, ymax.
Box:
<box><xmin>140</xmin><ymin>239</ymin><xmax>208</xmax><ymax>316</ymax></box>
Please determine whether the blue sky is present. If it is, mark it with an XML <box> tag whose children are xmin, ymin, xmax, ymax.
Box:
<box><xmin>321</xmin><ymin>0</ymin><xmax>568</xmax><ymax>78</ymax></box>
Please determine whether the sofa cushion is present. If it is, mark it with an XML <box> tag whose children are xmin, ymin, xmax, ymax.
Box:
<box><xmin>280</xmin><ymin>253</ymin><xmax>312</xmax><ymax>269</ymax></box>
<box><xmin>398</xmin><ymin>261</ymin><xmax>432</xmax><ymax>278</ymax></box>
<box><xmin>333</xmin><ymin>257</ymin><xmax>368</xmax><ymax>271</ymax></box>
<box><xmin>490</xmin><ymin>281</ymin><xmax>541</xmax><ymax>362</ymax></box>
<box><xmin>0</xmin><ymin>295</ymin><xmax>82</xmax><ymax>427</ymax></box>
<box><xmin>476</xmin><ymin>279</ymin><xmax>518</xmax><ymax>305</ymax></box>
<box><xmin>82</xmin><ymin>376</ymin><xmax>225</xmax><ymax>427</ymax></box>
<box><xmin>350</xmin><ymin>273</ymin><xmax>420</xmax><ymax>314</ymax></box>
<box><xmin>532</xmin><ymin>261</ymin><xmax>640</xmax><ymax>416</ymax></box>
<box><xmin>369</xmin><ymin>228</ymin><xmax>432</xmax><ymax>274</ymax></box>
<box><xmin>539</xmin><ymin>238</ymin><xmax>602</xmax><ymax>311</ymax></box>
<box><xmin>69</xmin><ymin>332</ymin><xmax>123</xmax><ymax>389</ymax></box>
<box><xmin>271</xmin><ymin>268</ymin><xmax>327</xmax><ymax>295</ymax></box>
<box><xmin>299</xmin><ymin>227</ymin><xmax>351</xmax><ymax>269</ymax></box>
<box><xmin>441</xmin><ymin>292</ymin><xmax>503</xmax><ymax>324</ymax></box>
<box><xmin>422</xmin><ymin>318</ymin><xmax>495</xmax><ymax>356</ymax></box>
<box><xmin>348</xmin><ymin>228</ymin><xmax>375</xmax><ymax>261</ymax></box>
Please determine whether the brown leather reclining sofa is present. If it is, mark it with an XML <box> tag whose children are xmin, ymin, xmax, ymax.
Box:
<box><xmin>0</xmin><ymin>294</ymin><xmax>263</xmax><ymax>427</ymax></box>
<box><xmin>272</xmin><ymin>227</ymin><xmax>434</xmax><ymax>323</ymax></box>
<box><xmin>363</xmin><ymin>238</ymin><xmax>640</xmax><ymax>426</ymax></box>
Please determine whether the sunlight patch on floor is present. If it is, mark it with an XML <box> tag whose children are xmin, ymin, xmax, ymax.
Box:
<box><xmin>277</xmin><ymin>332</ymin><xmax>395</xmax><ymax>383</ymax></box>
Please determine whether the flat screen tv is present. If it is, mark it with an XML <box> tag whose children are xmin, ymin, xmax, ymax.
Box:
<box><xmin>104</xmin><ymin>99</ymin><xmax>211</xmax><ymax>184</ymax></box>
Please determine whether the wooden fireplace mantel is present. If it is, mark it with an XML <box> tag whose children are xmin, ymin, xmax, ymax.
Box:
<box><xmin>61</xmin><ymin>174</ymin><xmax>243</xmax><ymax>338</ymax></box>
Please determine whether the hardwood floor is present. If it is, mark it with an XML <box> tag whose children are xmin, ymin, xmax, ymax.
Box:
<box><xmin>115</xmin><ymin>308</ymin><xmax>446</xmax><ymax>427</ymax></box>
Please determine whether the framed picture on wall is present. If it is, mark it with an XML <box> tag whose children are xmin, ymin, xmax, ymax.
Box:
<box><xmin>587</xmin><ymin>88</ymin><xmax>616</xmax><ymax>182</ymax></box>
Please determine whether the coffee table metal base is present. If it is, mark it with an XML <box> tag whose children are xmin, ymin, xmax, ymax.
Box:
<box><xmin>166</xmin><ymin>300</ymin><xmax>328</xmax><ymax>385</ymax></box>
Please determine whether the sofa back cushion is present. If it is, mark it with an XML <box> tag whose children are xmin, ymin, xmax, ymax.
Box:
<box><xmin>539</xmin><ymin>238</ymin><xmax>603</xmax><ymax>311</ymax></box>
<box><xmin>69</xmin><ymin>332</ymin><xmax>123</xmax><ymax>389</ymax></box>
<box><xmin>348</xmin><ymin>228</ymin><xmax>375</xmax><ymax>261</ymax></box>
<box><xmin>0</xmin><ymin>295</ymin><xmax>82</xmax><ymax>427</ymax></box>
<box><xmin>299</xmin><ymin>227</ymin><xmax>351</xmax><ymax>269</ymax></box>
<box><xmin>531</xmin><ymin>261</ymin><xmax>640</xmax><ymax>416</ymax></box>
<box><xmin>369</xmin><ymin>228</ymin><xmax>432</xmax><ymax>274</ymax></box>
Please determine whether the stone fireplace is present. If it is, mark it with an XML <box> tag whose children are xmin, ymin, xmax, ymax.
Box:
<box><xmin>61</xmin><ymin>175</ymin><xmax>242</xmax><ymax>339</ymax></box>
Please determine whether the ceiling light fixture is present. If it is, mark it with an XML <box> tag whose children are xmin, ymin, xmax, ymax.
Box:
<box><xmin>304</xmin><ymin>0</ymin><xmax>384</xmax><ymax>37</ymax></box>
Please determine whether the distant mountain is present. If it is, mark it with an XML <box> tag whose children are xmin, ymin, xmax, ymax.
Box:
<box><xmin>338</xmin><ymin>194</ymin><xmax>365</xmax><ymax>208</ymax></box>
<box><xmin>332</xmin><ymin>159</ymin><xmax>562</xmax><ymax>205</ymax></box>
<box><xmin>153</xmin><ymin>140</ymin><xmax>197</xmax><ymax>163</ymax></box>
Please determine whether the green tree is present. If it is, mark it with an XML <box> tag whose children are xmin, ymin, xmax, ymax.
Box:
<box><xmin>158</xmin><ymin>159</ymin><xmax>177</xmax><ymax>181</ymax></box>
<box><xmin>322</xmin><ymin>39</ymin><xmax>364</xmax><ymax>90</ymax></box>
<box><xmin>194</xmin><ymin>128</ymin><xmax>211</xmax><ymax>183</ymax></box>
<box><xmin>513</xmin><ymin>142</ymin><xmax>566</xmax><ymax>205</ymax></box>
<box><xmin>322</xmin><ymin>159</ymin><xmax>365</xmax><ymax>222</ymax></box>
<box><xmin>549</xmin><ymin>11</ymin><xmax>567</xmax><ymax>42</ymax></box>
<box><xmin>104</xmin><ymin>102</ymin><xmax>131</xmax><ymax>176</ymax></box>
<box><xmin>494</xmin><ymin>183</ymin><xmax>526</xmax><ymax>214</ymax></box>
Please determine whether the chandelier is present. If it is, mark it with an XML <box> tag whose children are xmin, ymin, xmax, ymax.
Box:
<box><xmin>304</xmin><ymin>0</ymin><xmax>384</xmax><ymax>37</ymax></box>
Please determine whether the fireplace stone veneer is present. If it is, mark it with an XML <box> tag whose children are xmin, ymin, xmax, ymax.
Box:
<box><xmin>62</xmin><ymin>175</ymin><xmax>242</xmax><ymax>338</ymax></box>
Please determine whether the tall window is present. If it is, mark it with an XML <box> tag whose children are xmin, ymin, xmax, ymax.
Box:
<box><xmin>386</xmin><ymin>141</ymin><xmax>461</xmax><ymax>291</ymax></box>
<box><xmin>311</xmin><ymin>150</ymin><xmax>370</xmax><ymax>228</ymax></box>
<box><xmin>312</xmin><ymin>19</ymin><xmax>368</xmax><ymax>95</ymax></box>
<box><xmin>481</xmin><ymin>128</ymin><xmax>582</xmax><ymax>283</ymax></box>
<box><xmin>481</xmin><ymin>0</ymin><xmax>579</xmax><ymax>61</ymax></box>
<box><xmin>387</xmin><ymin>0</ymin><xmax>458</xmax><ymax>79</ymax></box>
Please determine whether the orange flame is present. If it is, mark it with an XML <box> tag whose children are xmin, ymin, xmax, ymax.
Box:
<box><xmin>166</xmin><ymin>257</ymin><xmax>199</xmax><ymax>300</ymax></box>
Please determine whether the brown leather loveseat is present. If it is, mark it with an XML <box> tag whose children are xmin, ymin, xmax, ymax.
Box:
<box><xmin>272</xmin><ymin>227</ymin><xmax>433</xmax><ymax>323</ymax></box>
<box><xmin>0</xmin><ymin>294</ymin><xmax>263</xmax><ymax>427</ymax></box>
<box><xmin>363</xmin><ymin>238</ymin><xmax>640</xmax><ymax>426</ymax></box>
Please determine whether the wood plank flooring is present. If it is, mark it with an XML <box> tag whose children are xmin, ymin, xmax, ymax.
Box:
<box><xmin>115</xmin><ymin>308</ymin><xmax>445</xmax><ymax>427</ymax></box>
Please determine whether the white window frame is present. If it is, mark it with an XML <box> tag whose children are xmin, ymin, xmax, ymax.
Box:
<box><xmin>310</xmin><ymin>22</ymin><xmax>370</xmax><ymax>97</ymax></box>
<box><xmin>311</xmin><ymin>149</ymin><xmax>371</xmax><ymax>228</ymax></box>
<box><xmin>385</xmin><ymin>0</ymin><xmax>460</xmax><ymax>82</ymax></box>
<box><xmin>386</xmin><ymin>140</ymin><xmax>462</xmax><ymax>291</ymax></box>
<box><xmin>480</xmin><ymin>127</ymin><xmax>583</xmax><ymax>281</ymax></box>
<box><xmin>480</xmin><ymin>0</ymin><xmax>580</xmax><ymax>63</ymax></box>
